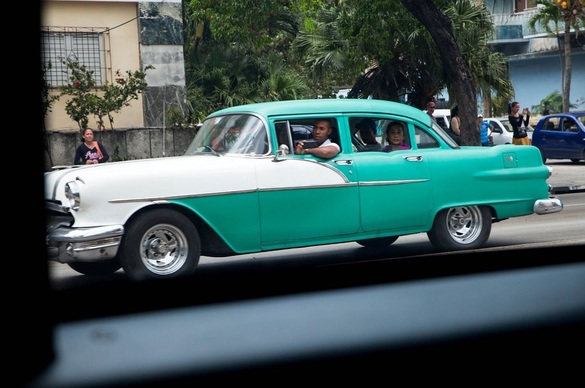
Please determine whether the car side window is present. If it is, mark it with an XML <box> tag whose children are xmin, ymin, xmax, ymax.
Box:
<box><xmin>275</xmin><ymin>121</ymin><xmax>294</xmax><ymax>154</ymax></box>
<box><xmin>543</xmin><ymin>118</ymin><xmax>559</xmax><ymax>131</ymax></box>
<box><xmin>414</xmin><ymin>126</ymin><xmax>439</xmax><ymax>149</ymax></box>
<box><xmin>350</xmin><ymin>117</ymin><xmax>384</xmax><ymax>152</ymax></box>
<box><xmin>488</xmin><ymin>120</ymin><xmax>502</xmax><ymax>133</ymax></box>
<box><xmin>501</xmin><ymin>121</ymin><xmax>513</xmax><ymax>132</ymax></box>
<box><xmin>328</xmin><ymin>119</ymin><xmax>341</xmax><ymax>150</ymax></box>
<box><xmin>562</xmin><ymin>119</ymin><xmax>577</xmax><ymax>133</ymax></box>
<box><xmin>281</xmin><ymin>118</ymin><xmax>342</xmax><ymax>154</ymax></box>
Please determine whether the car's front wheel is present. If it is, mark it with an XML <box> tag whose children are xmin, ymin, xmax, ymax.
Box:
<box><xmin>427</xmin><ymin>206</ymin><xmax>491</xmax><ymax>251</ymax></box>
<box><xmin>119</xmin><ymin>208</ymin><xmax>201</xmax><ymax>281</ymax></box>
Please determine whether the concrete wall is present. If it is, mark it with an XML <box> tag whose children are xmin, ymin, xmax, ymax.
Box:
<box><xmin>44</xmin><ymin>126</ymin><xmax>198</xmax><ymax>170</ymax></box>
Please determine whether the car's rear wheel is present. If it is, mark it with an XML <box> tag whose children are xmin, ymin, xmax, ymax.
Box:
<box><xmin>119</xmin><ymin>209</ymin><xmax>201</xmax><ymax>281</ymax></box>
<box><xmin>356</xmin><ymin>236</ymin><xmax>399</xmax><ymax>248</ymax></box>
<box><xmin>68</xmin><ymin>259</ymin><xmax>122</xmax><ymax>276</ymax></box>
<box><xmin>427</xmin><ymin>205</ymin><xmax>491</xmax><ymax>251</ymax></box>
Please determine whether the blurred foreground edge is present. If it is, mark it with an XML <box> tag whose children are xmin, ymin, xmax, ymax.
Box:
<box><xmin>27</xmin><ymin>244</ymin><xmax>584</xmax><ymax>386</ymax></box>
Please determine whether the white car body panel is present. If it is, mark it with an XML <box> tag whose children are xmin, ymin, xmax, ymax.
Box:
<box><xmin>46</xmin><ymin>155</ymin><xmax>349</xmax><ymax>227</ymax></box>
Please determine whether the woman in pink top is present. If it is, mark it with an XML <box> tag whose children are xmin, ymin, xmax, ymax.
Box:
<box><xmin>382</xmin><ymin>122</ymin><xmax>410</xmax><ymax>151</ymax></box>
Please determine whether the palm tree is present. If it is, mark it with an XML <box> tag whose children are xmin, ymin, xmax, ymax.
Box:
<box><xmin>529</xmin><ymin>0</ymin><xmax>585</xmax><ymax>112</ymax></box>
<box><xmin>445</xmin><ymin>0</ymin><xmax>514</xmax><ymax>116</ymax></box>
<box><xmin>292</xmin><ymin>6</ymin><xmax>358</xmax><ymax>97</ymax></box>
<box><xmin>258</xmin><ymin>52</ymin><xmax>310</xmax><ymax>101</ymax></box>
<box><xmin>182</xmin><ymin>2</ymin><xmax>311</xmax><ymax>118</ymax></box>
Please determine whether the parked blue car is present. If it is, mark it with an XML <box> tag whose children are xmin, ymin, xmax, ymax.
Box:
<box><xmin>532</xmin><ymin>112</ymin><xmax>585</xmax><ymax>163</ymax></box>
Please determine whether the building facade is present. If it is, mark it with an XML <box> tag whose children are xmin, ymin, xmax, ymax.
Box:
<box><xmin>486</xmin><ymin>0</ymin><xmax>585</xmax><ymax>112</ymax></box>
<box><xmin>42</xmin><ymin>0</ymin><xmax>186</xmax><ymax>132</ymax></box>
<box><xmin>42</xmin><ymin>0</ymin><xmax>188</xmax><ymax>167</ymax></box>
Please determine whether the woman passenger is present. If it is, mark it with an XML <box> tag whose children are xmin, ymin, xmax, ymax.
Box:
<box><xmin>382</xmin><ymin>122</ymin><xmax>410</xmax><ymax>151</ymax></box>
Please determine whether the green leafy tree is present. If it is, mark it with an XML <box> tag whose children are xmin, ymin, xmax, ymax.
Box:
<box><xmin>183</xmin><ymin>1</ymin><xmax>313</xmax><ymax>119</ymax></box>
<box><xmin>292</xmin><ymin>4</ymin><xmax>361</xmax><ymax>98</ymax></box>
<box><xmin>98</xmin><ymin>68</ymin><xmax>153</xmax><ymax>130</ymax></box>
<box><xmin>60</xmin><ymin>59</ymin><xmax>96</xmax><ymax>130</ymax></box>
<box><xmin>258</xmin><ymin>51</ymin><xmax>309</xmax><ymax>100</ymax></box>
<box><xmin>399</xmin><ymin>0</ymin><xmax>478</xmax><ymax>144</ymax></box>
<box><xmin>334</xmin><ymin>0</ymin><xmax>506</xmax><ymax>144</ymax></box>
<box><xmin>184</xmin><ymin>0</ymin><xmax>512</xmax><ymax>145</ymax></box>
<box><xmin>532</xmin><ymin>90</ymin><xmax>579</xmax><ymax>113</ymax></box>
<box><xmin>443</xmin><ymin>0</ymin><xmax>513</xmax><ymax>117</ymax></box>
<box><xmin>59</xmin><ymin>59</ymin><xmax>152</xmax><ymax>130</ymax></box>
<box><xmin>529</xmin><ymin>0</ymin><xmax>585</xmax><ymax>112</ymax></box>
<box><xmin>188</xmin><ymin>0</ymin><xmax>300</xmax><ymax>51</ymax></box>
<box><xmin>306</xmin><ymin>0</ymin><xmax>511</xmax><ymax>140</ymax></box>
<box><xmin>334</xmin><ymin>1</ymin><xmax>444</xmax><ymax>104</ymax></box>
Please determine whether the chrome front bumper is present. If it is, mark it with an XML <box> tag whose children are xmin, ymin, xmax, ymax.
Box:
<box><xmin>533</xmin><ymin>196</ymin><xmax>563</xmax><ymax>215</ymax></box>
<box><xmin>46</xmin><ymin>225</ymin><xmax>125</xmax><ymax>263</ymax></box>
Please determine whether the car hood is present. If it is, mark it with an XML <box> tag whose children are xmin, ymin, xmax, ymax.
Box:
<box><xmin>45</xmin><ymin>154</ymin><xmax>347</xmax><ymax>203</ymax></box>
<box><xmin>45</xmin><ymin>155</ymin><xmax>268</xmax><ymax>201</ymax></box>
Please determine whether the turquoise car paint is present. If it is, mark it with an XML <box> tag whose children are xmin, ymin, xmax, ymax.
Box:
<box><xmin>45</xmin><ymin>99</ymin><xmax>563</xmax><ymax>281</ymax></box>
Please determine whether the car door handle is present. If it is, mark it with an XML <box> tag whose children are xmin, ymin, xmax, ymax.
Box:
<box><xmin>404</xmin><ymin>155</ymin><xmax>423</xmax><ymax>162</ymax></box>
<box><xmin>334</xmin><ymin>159</ymin><xmax>353</xmax><ymax>165</ymax></box>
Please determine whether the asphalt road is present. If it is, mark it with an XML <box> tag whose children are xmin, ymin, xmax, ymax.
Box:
<box><xmin>545</xmin><ymin>159</ymin><xmax>584</xmax><ymax>194</ymax></box>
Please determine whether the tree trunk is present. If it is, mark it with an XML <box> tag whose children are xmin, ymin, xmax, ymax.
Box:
<box><xmin>562</xmin><ymin>20</ymin><xmax>572</xmax><ymax>113</ymax></box>
<box><xmin>400</xmin><ymin>0</ymin><xmax>479</xmax><ymax>145</ymax></box>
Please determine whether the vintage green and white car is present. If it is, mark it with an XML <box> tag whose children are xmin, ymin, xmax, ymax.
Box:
<box><xmin>46</xmin><ymin>99</ymin><xmax>563</xmax><ymax>281</ymax></box>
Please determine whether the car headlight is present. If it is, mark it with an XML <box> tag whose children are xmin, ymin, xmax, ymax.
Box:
<box><xmin>65</xmin><ymin>181</ymin><xmax>81</xmax><ymax>211</ymax></box>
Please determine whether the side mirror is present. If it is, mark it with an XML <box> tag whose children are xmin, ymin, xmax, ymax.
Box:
<box><xmin>273</xmin><ymin>144</ymin><xmax>289</xmax><ymax>162</ymax></box>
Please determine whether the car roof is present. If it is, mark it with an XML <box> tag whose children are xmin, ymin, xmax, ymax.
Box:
<box><xmin>209</xmin><ymin>99</ymin><xmax>431</xmax><ymax>124</ymax></box>
<box><xmin>542</xmin><ymin>111</ymin><xmax>585</xmax><ymax>118</ymax></box>
<box><xmin>433</xmin><ymin>109</ymin><xmax>450</xmax><ymax>116</ymax></box>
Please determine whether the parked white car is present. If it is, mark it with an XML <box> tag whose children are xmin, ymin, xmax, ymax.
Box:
<box><xmin>484</xmin><ymin>117</ymin><xmax>533</xmax><ymax>145</ymax></box>
<box><xmin>432</xmin><ymin>109</ymin><xmax>451</xmax><ymax>131</ymax></box>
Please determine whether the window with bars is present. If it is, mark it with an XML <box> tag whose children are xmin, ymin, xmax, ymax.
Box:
<box><xmin>41</xmin><ymin>27</ymin><xmax>110</xmax><ymax>87</ymax></box>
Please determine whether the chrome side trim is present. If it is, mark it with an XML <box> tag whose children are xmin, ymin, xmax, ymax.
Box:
<box><xmin>358</xmin><ymin>179</ymin><xmax>429</xmax><ymax>187</ymax></box>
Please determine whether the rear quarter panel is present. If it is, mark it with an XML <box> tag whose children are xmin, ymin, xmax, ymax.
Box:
<box><xmin>424</xmin><ymin>145</ymin><xmax>550</xmax><ymax>219</ymax></box>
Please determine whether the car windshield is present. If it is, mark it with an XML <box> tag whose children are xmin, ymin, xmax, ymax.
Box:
<box><xmin>500</xmin><ymin>119</ymin><xmax>514</xmax><ymax>132</ymax></box>
<box><xmin>430</xmin><ymin>119</ymin><xmax>459</xmax><ymax>147</ymax></box>
<box><xmin>185</xmin><ymin>114</ymin><xmax>268</xmax><ymax>156</ymax></box>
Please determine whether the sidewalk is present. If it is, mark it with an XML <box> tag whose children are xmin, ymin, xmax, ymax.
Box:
<box><xmin>545</xmin><ymin>160</ymin><xmax>585</xmax><ymax>194</ymax></box>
